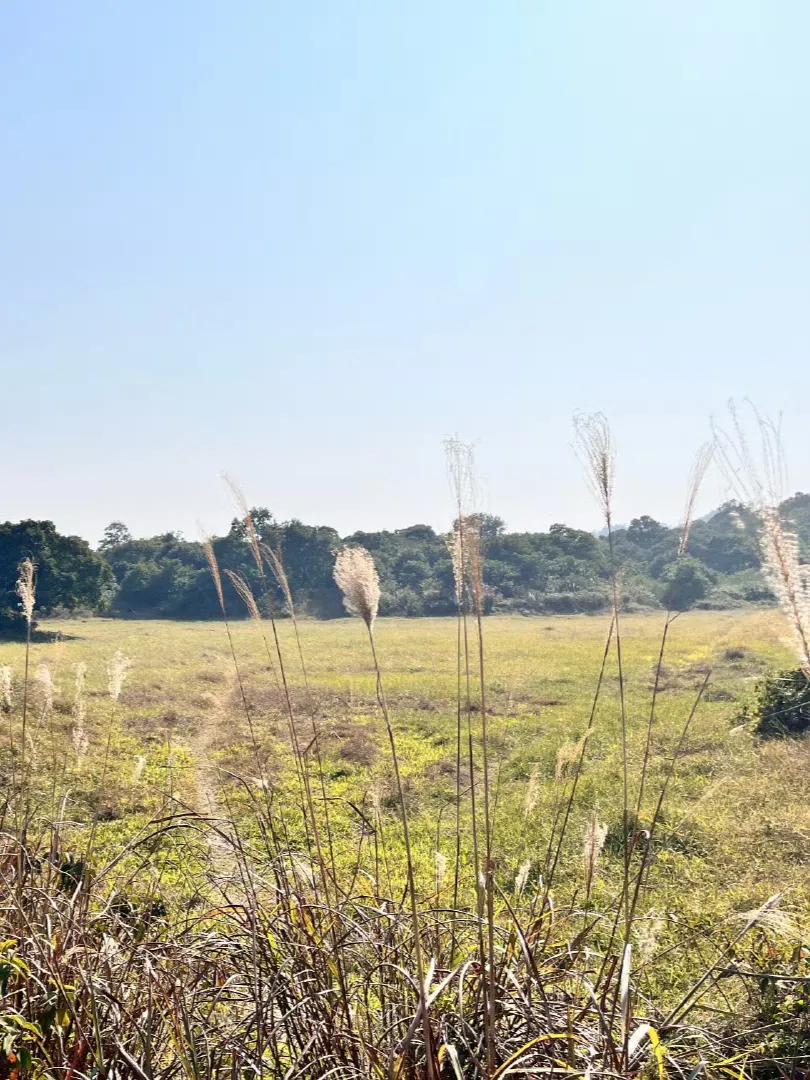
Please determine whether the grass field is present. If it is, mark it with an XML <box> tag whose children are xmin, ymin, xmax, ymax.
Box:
<box><xmin>2</xmin><ymin>608</ymin><xmax>809</xmax><ymax>1074</ymax></box>
<box><xmin>6</xmin><ymin>611</ymin><xmax>809</xmax><ymax>950</ymax></box>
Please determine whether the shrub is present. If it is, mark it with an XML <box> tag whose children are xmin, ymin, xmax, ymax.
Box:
<box><xmin>660</xmin><ymin>557</ymin><xmax>714</xmax><ymax>611</ymax></box>
<box><xmin>745</xmin><ymin>668</ymin><xmax>810</xmax><ymax>739</ymax></box>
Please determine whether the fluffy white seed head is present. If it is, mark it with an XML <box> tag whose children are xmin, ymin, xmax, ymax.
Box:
<box><xmin>262</xmin><ymin>543</ymin><xmax>295</xmax><ymax>615</ymax></box>
<box><xmin>583</xmin><ymin>812</ymin><xmax>608</xmax><ymax>897</ymax></box>
<box><xmin>574</xmin><ymin>413</ymin><xmax>615</xmax><ymax>528</ymax></box>
<box><xmin>71</xmin><ymin>662</ymin><xmax>89</xmax><ymax>759</ymax></box>
<box><xmin>73</xmin><ymin>662</ymin><xmax>87</xmax><ymax>712</ymax></box>
<box><xmin>523</xmin><ymin>762</ymin><xmax>541</xmax><ymax>820</ymax></box>
<box><xmin>678</xmin><ymin>443</ymin><xmax>714</xmax><ymax>558</ymax></box>
<box><xmin>16</xmin><ymin>559</ymin><xmax>36</xmax><ymax>625</ymax></box>
<box><xmin>107</xmin><ymin>650</ymin><xmax>133</xmax><ymax>702</ymax></box>
<box><xmin>201</xmin><ymin>535</ymin><xmax>225</xmax><ymax>614</ymax></box>
<box><xmin>35</xmin><ymin>664</ymin><xmax>54</xmax><ymax>716</ymax></box>
<box><xmin>712</xmin><ymin>403</ymin><xmax>810</xmax><ymax>670</ymax></box>
<box><xmin>222</xmin><ymin>474</ymin><xmax>264</xmax><ymax>574</ymax></box>
<box><xmin>333</xmin><ymin>546</ymin><xmax>381</xmax><ymax>629</ymax></box>
<box><xmin>446</xmin><ymin>525</ymin><xmax>465</xmax><ymax>605</ymax></box>
<box><xmin>514</xmin><ymin>859</ymin><xmax>532</xmax><ymax>897</ymax></box>
<box><xmin>0</xmin><ymin>667</ymin><xmax>12</xmax><ymax>712</ymax></box>
<box><xmin>223</xmin><ymin>569</ymin><xmax>262</xmax><ymax>622</ymax></box>
<box><xmin>758</xmin><ymin>508</ymin><xmax>810</xmax><ymax>672</ymax></box>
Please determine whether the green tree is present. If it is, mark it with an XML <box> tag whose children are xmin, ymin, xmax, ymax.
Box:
<box><xmin>0</xmin><ymin>520</ymin><xmax>115</xmax><ymax>633</ymax></box>
<box><xmin>626</xmin><ymin>516</ymin><xmax>668</xmax><ymax>548</ymax></box>
<box><xmin>660</xmin><ymin>557</ymin><xmax>713</xmax><ymax>611</ymax></box>
<box><xmin>98</xmin><ymin>521</ymin><xmax>133</xmax><ymax>551</ymax></box>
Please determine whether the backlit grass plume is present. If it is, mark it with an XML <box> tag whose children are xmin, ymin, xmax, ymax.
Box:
<box><xmin>714</xmin><ymin>403</ymin><xmax>810</xmax><ymax>671</ymax></box>
<box><xmin>223</xmin><ymin>569</ymin><xmax>262</xmax><ymax>622</ymax></box>
<box><xmin>107</xmin><ymin>650</ymin><xmax>132</xmax><ymax>702</ymax></box>
<box><xmin>583</xmin><ymin>811</ymin><xmax>608</xmax><ymax>901</ymax></box>
<box><xmin>0</xmin><ymin>666</ymin><xmax>12</xmax><ymax>713</ymax></box>
<box><xmin>72</xmin><ymin>662</ymin><xmax>89</xmax><ymax>760</ymax></box>
<box><xmin>678</xmin><ymin>442</ymin><xmax>714</xmax><ymax>558</ymax></box>
<box><xmin>759</xmin><ymin>506</ymin><xmax>810</xmax><ymax>671</ymax></box>
<box><xmin>333</xmin><ymin>546</ymin><xmax>380</xmax><ymax>629</ymax></box>
<box><xmin>574</xmin><ymin>412</ymin><xmax>615</xmax><ymax>529</ymax></box>
<box><xmin>16</xmin><ymin>558</ymin><xmax>36</xmax><ymax>625</ymax></box>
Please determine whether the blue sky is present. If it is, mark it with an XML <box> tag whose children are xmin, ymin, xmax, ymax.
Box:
<box><xmin>2</xmin><ymin>3</ymin><xmax>808</xmax><ymax>544</ymax></box>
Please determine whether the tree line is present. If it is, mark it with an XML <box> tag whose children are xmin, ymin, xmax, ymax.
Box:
<box><xmin>3</xmin><ymin>493</ymin><xmax>810</xmax><ymax>630</ymax></box>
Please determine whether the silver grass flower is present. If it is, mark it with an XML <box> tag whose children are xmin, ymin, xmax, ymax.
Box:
<box><xmin>446</xmin><ymin>525</ymin><xmax>465</xmax><ymax>605</ymax></box>
<box><xmin>222</xmin><ymin>474</ymin><xmax>264</xmax><ymax>575</ymax></box>
<box><xmin>333</xmin><ymin>546</ymin><xmax>381</xmax><ymax>629</ymax></box>
<box><xmin>713</xmin><ymin>404</ymin><xmax>810</xmax><ymax>671</ymax></box>
<box><xmin>759</xmin><ymin>507</ymin><xmax>810</xmax><ymax>671</ymax></box>
<box><xmin>0</xmin><ymin>666</ymin><xmax>12</xmax><ymax>712</ymax></box>
<box><xmin>16</xmin><ymin>558</ymin><xmax>36</xmax><ymax>625</ymax></box>
<box><xmin>738</xmin><ymin>893</ymin><xmax>795</xmax><ymax>938</ymax></box>
<box><xmin>677</xmin><ymin>443</ymin><xmax>714</xmax><ymax>558</ymax></box>
<box><xmin>72</xmin><ymin>662</ymin><xmax>89</xmax><ymax>760</ymax></box>
<box><xmin>35</xmin><ymin>663</ymin><xmax>54</xmax><ymax>716</ymax></box>
<box><xmin>262</xmin><ymin>543</ymin><xmax>295</xmax><ymax>615</ymax></box>
<box><xmin>202</xmin><ymin>538</ymin><xmax>226</xmax><ymax>614</ymax></box>
<box><xmin>514</xmin><ymin>859</ymin><xmax>531</xmax><ymax>897</ymax></box>
<box><xmin>107</xmin><ymin>650</ymin><xmax>133</xmax><ymax>703</ymax></box>
<box><xmin>523</xmin><ymin>762</ymin><xmax>541</xmax><ymax>819</ymax></box>
<box><xmin>583</xmin><ymin>811</ymin><xmax>608</xmax><ymax>898</ymax></box>
<box><xmin>574</xmin><ymin>413</ymin><xmax>615</xmax><ymax>528</ymax></box>
<box><xmin>223</xmin><ymin>569</ymin><xmax>262</xmax><ymax>622</ymax></box>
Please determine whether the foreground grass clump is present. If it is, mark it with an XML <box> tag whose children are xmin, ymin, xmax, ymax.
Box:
<box><xmin>0</xmin><ymin>603</ymin><xmax>807</xmax><ymax>1078</ymax></box>
<box><xmin>744</xmin><ymin>667</ymin><xmax>810</xmax><ymax>739</ymax></box>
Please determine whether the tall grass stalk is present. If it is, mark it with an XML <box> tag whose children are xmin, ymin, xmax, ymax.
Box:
<box><xmin>574</xmin><ymin>413</ymin><xmax>631</xmax><ymax>947</ymax></box>
<box><xmin>334</xmin><ymin>544</ymin><xmax>436</xmax><ymax>1079</ymax></box>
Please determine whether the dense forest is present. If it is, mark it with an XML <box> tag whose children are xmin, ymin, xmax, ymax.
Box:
<box><xmin>3</xmin><ymin>492</ymin><xmax>810</xmax><ymax>627</ymax></box>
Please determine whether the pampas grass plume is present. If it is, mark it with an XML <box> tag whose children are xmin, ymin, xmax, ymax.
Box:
<box><xmin>333</xmin><ymin>546</ymin><xmax>381</xmax><ymax>629</ymax></box>
<box><xmin>16</xmin><ymin>558</ymin><xmax>35</xmax><ymax>625</ymax></box>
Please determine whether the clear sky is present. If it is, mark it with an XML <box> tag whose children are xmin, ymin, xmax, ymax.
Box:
<box><xmin>2</xmin><ymin>3</ymin><xmax>808</xmax><ymax>545</ymax></box>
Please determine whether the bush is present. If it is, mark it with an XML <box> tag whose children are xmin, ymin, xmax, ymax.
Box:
<box><xmin>660</xmin><ymin>557</ymin><xmax>714</xmax><ymax>611</ymax></box>
<box><xmin>745</xmin><ymin>668</ymin><xmax>810</xmax><ymax>739</ymax></box>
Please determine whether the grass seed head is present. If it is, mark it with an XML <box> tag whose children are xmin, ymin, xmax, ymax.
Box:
<box><xmin>107</xmin><ymin>649</ymin><xmax>132</xmax><ymax>702</ymax></box>
<box><xmin>223</xmin><ymin>569</ymin><xmax>262</xmax><ymax>622</ymax></box>
<box><xmin>0</xmin><ymin>666</ymin><xmax>12</xmax><ymax>712</ymax></box>
<box><xmin>333</xmin><ymin>546</ymin><xmax>381</xmax><ymax>629</ymax></box>
<box><xmin>16</xmin><ymin>558</ymin><xmax>36</xmax><ymax>625</ymax></box>
<box><xmin>35</xmin><ymin>663</ymin><xmax>54</xmax><ymax>716</ymax></box>
<box><xmin>574</xmin><ymin>412</ymin><xmax>615</xmax><ymax>528</ymax></box>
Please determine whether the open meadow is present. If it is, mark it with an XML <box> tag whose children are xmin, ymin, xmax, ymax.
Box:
<box><xmin>1</xmin><ymin>607</ymin><xmax>808</xmax><ymax>1076</ymax></box>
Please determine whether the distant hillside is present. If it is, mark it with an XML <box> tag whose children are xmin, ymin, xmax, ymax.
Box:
<box><xmin>87</xmin><ymin>493</ymin><xmax>810</xmax><ymax>619</ymax></box>
<box><xmin>5</xmin><ymin>495</ymin><xmax>808</xmax><ymax>622</ymax></box>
